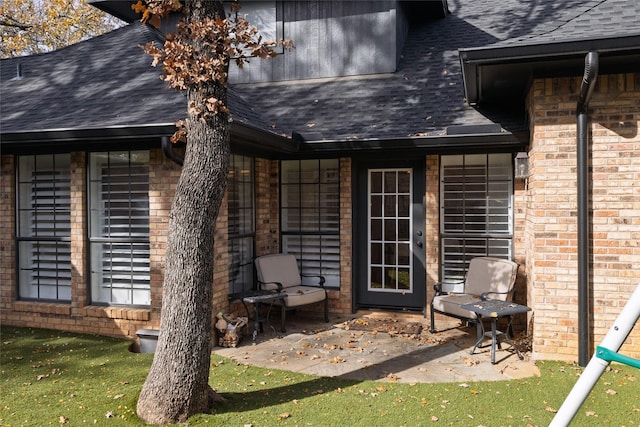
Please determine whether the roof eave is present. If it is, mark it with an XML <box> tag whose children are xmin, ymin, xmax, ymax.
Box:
<box><xmin>292</xmin><ymin>131</ymin><xmax>528</xmax><ymax>158</ymax></box>
<box><xmin>1</xmin><ymin>121</ymin><xmax>299</xmax><ymax>156</ymax></box>
<box><xmin>1</xmin><ymin>124</ymin><xmax>176</xmax><ymax>147</ymax></box>
<box><xmin>460</xmin><ymin>35</ymin><xmax>640</xmax><ymax>105</ymax></box>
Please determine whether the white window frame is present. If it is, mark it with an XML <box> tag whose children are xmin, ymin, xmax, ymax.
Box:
<box><xmin>367</xmin><ymin>168</ymin><xmax>413</xmax><ymax>294</ymax></box>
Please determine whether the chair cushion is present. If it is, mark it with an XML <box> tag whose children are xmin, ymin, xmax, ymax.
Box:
<box><xmin>464</xmin><ymin>257</ymin><xmax>518</xmax><ymax>300</ymax></box>
<box><xmin>432</xmin><ymin>294</ymin><xmax>480</xmax><ymax>320</ymax></box>
<box><xmin>274</xmin><ymin>286</ymin><xmax>327</xmax><ymax>308</ymax></box>
<box><xmin>255</xmin><ymin>254</ymin><xmax>302</xmax><ymax>289</ymax></box>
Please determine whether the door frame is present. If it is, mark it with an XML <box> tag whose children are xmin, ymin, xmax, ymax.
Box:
<box><xmin>352</xmin><ymin>157</ymin><xmax>426</xmax><ymax>313</ymax></box>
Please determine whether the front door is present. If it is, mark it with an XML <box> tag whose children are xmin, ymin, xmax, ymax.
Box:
<box><xmin>354</xmin><ymin>159</ymin><xmax>426</xmax><ymax>312</ymax></box>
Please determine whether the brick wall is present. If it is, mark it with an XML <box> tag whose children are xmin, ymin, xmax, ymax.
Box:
<box><xmin>0</xmin><ymin>155</ymin><xmax>16</xmax><ymax>319</ymax></box>
<box><xmin>254</xmin><ymin>158</ymin><xmax>279</xmax><ymax>256</ymax></box>
<box><xmin>425</xmin><ymin>155</ymin><xmax>440</xmax><ymax>302</ymax></box>
<box><xmin>0</xmin><ymin>149</ymin><xmax>180</xmax><ymax>339</ymax></box>
<box><xmin>527</xmin><ymin>73</ymin><xmax>640</xmax><ymax>360</ymax></box>
<box><xmin>333</xmin><ymin>158</ymin><xmax>352</xmax><ymax>314</ymax></box>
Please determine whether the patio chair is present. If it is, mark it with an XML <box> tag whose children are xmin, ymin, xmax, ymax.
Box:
<box><xmin>429</xmin><ymin>256</ymin><xmax>519</xmax><ymax>338</ymax></box>
<box><xmin>254</xmin><ymin>254</ymin><xmax>329</xmax><ymax>325</ymax></box>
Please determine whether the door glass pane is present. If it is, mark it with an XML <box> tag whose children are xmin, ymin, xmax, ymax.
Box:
<box><xmin>368</xmin><ymin>168</ymin><xmax>413</xmax><ymax>294</ymax></box>
<box><xmin>384</xmin><ymin>195</ymin><xmax>396</xmax><ymax>217</ymax></box>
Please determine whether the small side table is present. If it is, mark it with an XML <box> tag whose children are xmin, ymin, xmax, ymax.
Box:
<box><xmin>460</xmin><ymin>299</ymin><xmax>531</xmax><ymax>364</ymax></box>
<box><xmin>229</xmin><ymin>290</ymin><xmax>287</xmax><ymax>340</ymax></box>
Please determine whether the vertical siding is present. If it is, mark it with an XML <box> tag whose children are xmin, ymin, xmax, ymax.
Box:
<box><xmin>229</xmin><ymin>0</ymin><xmax>400</xmax><ymax>83</ymax></box>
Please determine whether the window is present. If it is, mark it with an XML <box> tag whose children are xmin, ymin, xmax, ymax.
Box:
<box><xmin>228</xmin><ymin>154</ymin><xmax>255</xmax><ymax>294</ymax></box>
<box><xmin>17</xmin><ymin>154</ymin><xmax>71</xmax><ymax>301</ymax></box>
<box><xmin>440</xmin><ymin>154</ymin><xmax>513</xmax><ymax>289</ymax></box>
<box><xmin>89</xmin><ymin>151</ymin><xmax>150</xmax><ymax>306</ymax></box>
<box><xmin>281</xmin><ymin>159</ymin><xmax>340</xmax><ymax>287</ymax></box>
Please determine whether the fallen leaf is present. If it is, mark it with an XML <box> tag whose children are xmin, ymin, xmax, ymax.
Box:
<box><xmin>545</xmin><ymin>406</ymin><xmax>558</xmax><ymax>413</ymax></box>
<box><xmin>59</xmin><ymin>416</ymin><xmax>69</xmax><ymax>424</ymax></box>
<box><xmin>113</xmin><ymin>394</ymin><xmax>124</xmax><ymax>399</ymax></box>
<box><xmin>105</xmin><ymin>412</ymin><xmax>114</xmax><ymax>418</ymax></box>
<box><xmin>459</xmin><ymin>383</ymin><xmax>470</xmax><ymax>388</ymax></box>
<box><xmin>605</xmin><ymin>389</ymin><xmax>617</xmax><ymax>395</ymax></box>
<box><xmin>431</xmin><ymin>415</ymin><xmax>439</xmax><ymax>421</ymax></box>
<box><xmin>470</xmin><ymin>389</ymin><xmax>480</xmax><ymax>395</ymax></box>
<box><xmin>277</xmin><ymin>412</ymin><xmax>291</xmax><ymax>420</ymax></box>
<box><xmin>586</xmin><ymin>411</ymin><xmax>597</xmax><ymax>417</ymax></box>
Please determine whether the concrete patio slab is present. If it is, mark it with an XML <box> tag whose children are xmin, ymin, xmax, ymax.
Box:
<box><xmin>212</xmin><ymin>313</ymin><xmax>540</xmax><ymax>384</ymax></box>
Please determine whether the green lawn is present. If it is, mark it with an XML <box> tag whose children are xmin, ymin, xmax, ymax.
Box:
<box><xmin>1</xmin><ymin>326</ymin><xmax>639</xmax><ymax>426</ymax></box>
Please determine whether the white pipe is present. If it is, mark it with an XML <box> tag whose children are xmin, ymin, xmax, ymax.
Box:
<box><xmin>550</xmin><ymin>283</ymin><xmax>640</xmax><ymax>426</ymax></box>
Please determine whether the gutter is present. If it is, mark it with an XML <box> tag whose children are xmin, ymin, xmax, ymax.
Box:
<box><xmin>161</xmin><ymin>136</ymin><xmax>184</xmax><ymax>166</ymax></box>
<box><xmin>460</xmin><ymin>35</ymin><xmax>640</xmax><ymax>105</ymax></box>
<box><xmin>294</xmin><ymin>131</ymin><xmax>528</xmax><ymax>157</ymax></box>
<box><xmin>576</xmin><ymin>51</ymin><xmax>599</xmax><ymax>367</ymax></box>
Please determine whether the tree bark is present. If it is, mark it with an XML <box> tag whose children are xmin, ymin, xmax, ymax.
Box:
<box><xmin>137</xmin><ymin>1</ymin><xmax>228</xmax><ymax>424</ymax></box>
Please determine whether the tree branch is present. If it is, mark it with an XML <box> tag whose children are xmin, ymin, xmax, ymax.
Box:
<box><xmin>0</xmin><ymin>16</ymin><xmax>32</xmax><ymax>31</ymax></box>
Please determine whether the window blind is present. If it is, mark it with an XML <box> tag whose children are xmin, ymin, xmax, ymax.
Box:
<box><xmin>17</xmin><ymin>154</ymin><xmax>71</xmax><ymax>301</ymax></box>
<box><xmin>89</xmin><ymin>151</ymin><xmax>150</xmax><ymax>305</ymax></box>
<box><xmin>440</xmin><ymin>154</ymin><xmax>513</xmax><ymax>288</ymax></box>
<box><xmin>228</xmin><ymin>155</ymin><xmax>255</xmax><ymax>294</ymax></box>
<box><xmin>281</xmin><ymin>159</ymin><xmax>340</xmax><ymax>287</ymax></box>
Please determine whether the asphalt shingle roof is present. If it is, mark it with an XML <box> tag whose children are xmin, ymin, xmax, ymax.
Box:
<box><xmin>0</xmin><ymin>23</ymin><xmax>271</xmax><ymax>137</ymax></box>
<box><xmin>233</xmin><ymin>0</ymin><xmax>640</xmax><ymax>142</ymax></box>
<box><xmin>497</xmin><ymin>0</ymin><xmax>640</xmax><ymax>45</ymax></box>
<box><xmin>2</xmin><ymin>0</ymin><xmax>639</xmax><ymax>145</ymax></box>
<box><xmin>1</xmin><ymin>24</ymin><xmax>184</xmax><ymax>133</ymax></box>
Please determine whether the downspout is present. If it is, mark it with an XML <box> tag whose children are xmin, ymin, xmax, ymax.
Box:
<box><xmin>161</xmin><ymin>135</ymin><xmax>184</xmax><ymax>166</ymax></box>
<box><xmin>576</xmin><ymin>51</ymin><xmax>598</xmax><ymax>367</ymax></box>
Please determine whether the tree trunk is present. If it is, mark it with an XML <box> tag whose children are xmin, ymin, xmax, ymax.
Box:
<box><xmin>137</xmin><ymin>1</ymin><xmax>228</xmax><ymax>424</ymax></box>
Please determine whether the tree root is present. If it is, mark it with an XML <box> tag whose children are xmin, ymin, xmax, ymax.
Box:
<box><xmin>208</xmin><ymin>385</ymin><xmax>227</xmax><ymax>406</ymax></box>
